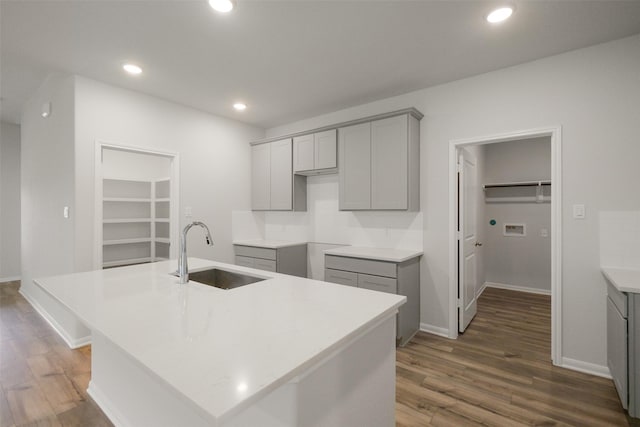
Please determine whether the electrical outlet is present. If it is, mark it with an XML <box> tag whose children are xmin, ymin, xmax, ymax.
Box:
<box><xmin>540</xmin><ymin>228</ymin><xmax>548</xmax><ymax>237</ymax></box>
<box><xmin>573</xmin><ymin>204</ymin><xmax>586</xmax><ymax>219</ymax></box>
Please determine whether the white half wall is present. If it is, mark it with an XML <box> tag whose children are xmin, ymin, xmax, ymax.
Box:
<box><xmin>0</xmin><ymin>121</ymin><xmax>21</xmax><ymax>281</ymax></box>
<box><xmin>266</xmin><ymin>34</ymin><xmax>640</xmax><ymax>369</ymax></box>
<box><xmin>74</xmin><ymin>76</ymin><xmax>265</xmax><ymax>271</ymax></box>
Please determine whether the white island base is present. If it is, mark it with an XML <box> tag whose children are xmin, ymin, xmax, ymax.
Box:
<box><xmin>88</xmin><ymin>317</ymin><xmax>396</xmax><ymax>427</ymax></box>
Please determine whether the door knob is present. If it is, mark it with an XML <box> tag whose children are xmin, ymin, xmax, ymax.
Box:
<box><xmin>474</xmin><ymin>242</ymin><xmax>483</xmax><ymax>247</ymax></box>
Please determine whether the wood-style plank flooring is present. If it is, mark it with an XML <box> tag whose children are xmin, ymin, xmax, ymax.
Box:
<box><xmin>1</xmin><ymin>281</ymin><xmax>635</xmax><ymax>426</ymax></box>
<box><xmin>397</xmin><ymin>287</ymin><xmax>635</xmax><ymax>426</ymax></box>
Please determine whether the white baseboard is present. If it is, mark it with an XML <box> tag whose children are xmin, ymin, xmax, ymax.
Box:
<box><xmin>476</xmin><ymin>282</ymin><xmax>488</xmax><ymax>298</ymax></box>
<box><xmin>419</xmin><ymin>323</ymin><xmax>450</xmax><ymax>338</ymax></box>
<box><xmin>484</xmin><ymin>281</ymin><xmax>551</xmax><ymax>296</ymax></box>
<box><xmin>0</xmin><ymin>276</ymin><xmax>21</xmax><ymax>283</ymax></box>
<box><xmin>559</xmin><ymin>357</ymin><xmax>611</xmax><ymax>379</ymax></box>
<box><xmin>88</xmin><ymin>381</ymin><xmax>128</xmax><ymax>427</ymax></box>
<box><xmin>19</xmin><ymin>288</ymin><xmax>92</xmax><ymax>349</ymax></box>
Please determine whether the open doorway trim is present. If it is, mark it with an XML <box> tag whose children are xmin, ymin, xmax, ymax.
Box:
<box><xmin>93</xmin><ymin>140</ymin><xmax>180</xmax><ymax>270</ymax></box>
<box><xmin>448</xmin><ymin>126</ymin><xmax>562</xmax><ymax>365</ymax></box>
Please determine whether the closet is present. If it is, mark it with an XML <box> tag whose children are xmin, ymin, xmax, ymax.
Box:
<box><xmin>100</xmin><ymin>147</ymin><xmax>174</xmax><ymax>268</ymax></box>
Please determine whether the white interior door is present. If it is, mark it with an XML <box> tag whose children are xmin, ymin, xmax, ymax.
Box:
<box><xmin>458</xmin><ymin>148</ymin><xmax>479</xmax><ymax>333</ymax></box>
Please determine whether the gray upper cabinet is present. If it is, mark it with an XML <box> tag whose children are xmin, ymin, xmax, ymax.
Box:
<box><xmin>270</xmin><ymin>139</ymin><xmax>293</xmax><ymax>210</ymax></box>
<box><xmin>252</xmin><ymin>138</ymin><xmax>305</xmax><ymax>211</ymax></box>
<box><xmin>293</xmin><ymin>134</ymin><xmax>315</xmax><ymax>172</ymax></box>
<box><xmin>339</xmin><ymin>122</ymin><xmax>371</xmax><ymax>210</ymax></box>
<box><xmin>251</xmin><ymin>143</ymin><xmax>271</xmax><ymax>210</ymax></box>
<box><xmin>339</xmin><ymin>112</ymin><xmax>420</xmax><ymax>211</ymax></box>
<box><xmin>293</xmin><ymin>129</ymin><xmax>337</xmax><ymax>175</ymax></box>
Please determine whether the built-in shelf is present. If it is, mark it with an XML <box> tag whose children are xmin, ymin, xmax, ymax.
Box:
<box><xmin>483</xmin><ymin>180</ymin><xmax>551</xmax><ymax>204</ymax></box>
<box><xmin>102</xmin><ymin>177</ymin><xmax>172</xmax><ymax>268</ymax></box>
<box><xmin>103</xmin><ymin>238</ymin><xmax>153</xmax><ymax>246</ymax></box>
<box><xmin>103</xmin><ymin>197</ymin><xmax>152</xmax><ymax>203</ymax></box>
<box><xmin>103</xmin><ymin>218</ymin><xmax>152</xmax><ymax>224</ymax></box>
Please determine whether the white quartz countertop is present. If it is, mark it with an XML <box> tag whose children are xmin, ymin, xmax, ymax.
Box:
<box><xmin>324</xmin><ymin>246</ymin><xmax>423</xmax><ymax>263</ymax></box>
<box><xmin>34</xmin><ymin>258</ymin><xmax>404</xmax><ymax>425</ymax></box>
<box><xmin>232</xmin><ymin>239</ymin><xmax>307</xmax><ymax>249</ymax></box>
<box><xmin>602</xmin><ymin>267</ymin><xmax>640</xmax><ymax>294</ymax></box>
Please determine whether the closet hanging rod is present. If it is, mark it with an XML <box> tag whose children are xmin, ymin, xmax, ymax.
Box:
<box><xmin>483</xmin><ymin>180</ymin><xmax>551</xmax><ymax>189</ymax></box>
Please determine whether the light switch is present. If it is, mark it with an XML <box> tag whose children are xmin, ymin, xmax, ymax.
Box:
<box><xmin>185</xmin><ymin>206</ymin><xmax>192</xmax><ymax>218</ymax></box>
<box><xmin>63</xmin><ymin>206</ymin><xmax>70</xmax><ymax>218</ymax></box>
<box><xmin>573</xmin><ymin>204</ymin><xmax>586</xmax><ymax>219</ymax></box>
<box><xmin>540</xmin><ymin>228</ymin><xmax>548</xmax><ymax>237</ymax></box>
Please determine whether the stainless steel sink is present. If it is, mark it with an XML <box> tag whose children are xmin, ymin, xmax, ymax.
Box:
<box><xmin>175</xmin><ymin>268</ymin><xmax>265</xmax><ymax>290</ymax></box>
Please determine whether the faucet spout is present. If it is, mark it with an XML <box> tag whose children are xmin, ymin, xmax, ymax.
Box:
<box><xmin>178</xmin><ymin>221</ymin><xmax>214</xmax><ymax>284</ymax></box>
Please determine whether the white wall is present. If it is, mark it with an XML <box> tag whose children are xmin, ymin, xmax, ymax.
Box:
<box><xmin>0</xmin><ymin>121</ymin><xmax>21</xmax><ymax>281</ymax></box>
<box><xmin>600</xmin><ymin>211</ymin><xmax>640</xmax><ymax>269</ymax></box>
<box><xmin>266</xmin><ymin>34</ymin><xmax>640</xmax><ymax>370</ymax></box>
<box><xmin>74</xmin><ymin>76</ymin><xmax>265</xmax><ymax>272</ymax></box>
<box><xmin>19</xmin><ymin>74</ymin><xmax>91</xmax><ymax>345</ymax></box>
<box><xmin>262</xmin><ymin>173</ymin><xmax>423</xmax><ymax>280</ymax></box>
<box><xmin>482</xmin><ymin>138</ymin><xmax>552</xmax><ymax>293</ymax></box>
<box><xmin>102</xmin><ymin>148</ymin><xmax>171</xmax><ymax>181</ymax></box>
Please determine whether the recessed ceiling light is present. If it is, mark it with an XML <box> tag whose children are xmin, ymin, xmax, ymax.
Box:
<box><xmin>233</xmin><ymin>102</ymin><xmax>247</xmax><ymax>111</ymax></box>
<box><xmin>123</xmin><ymin>63</ymin><xmax>143</xmax><ymax>75</ymax></box>
<box><xmin>486</xmin><ymin>7</ymin><xmax>514</xmax><ymax>23</ymax></box>
<box><xmin>209</xmin><ymin>0</ymin><xmax>235</xmax><ymax>13</ymax></box>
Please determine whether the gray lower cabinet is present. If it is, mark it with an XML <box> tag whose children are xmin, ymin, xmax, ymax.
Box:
<box><xmin>607</xmin><ymin>282</ymin><xmax>639</xmax><ymax>418</ymax></box>
<box><xmin>324</xmin><ymin>254</ymin><xmax>420</xmax><ymax>346</ymax></box>
<box><xmin>234</xmin><ymin>244</ymin><xmax>307</xmax><ymax>278</ymax></box>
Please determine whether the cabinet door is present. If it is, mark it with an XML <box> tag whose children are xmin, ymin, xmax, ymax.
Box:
<box><xmin>314</xmin><ymin>129</ymin><xmax>337</xmax><ymax>170</ymax></box>
<box><xmin>371</xmin><ymin>115</ymin><xmax>408</xmax><ymax>209</ymax></box>
<box><xmin>270</xmin><ymin>138</ymin><xmax>293</xmax><ymax>210</ymax></box>
<box><xmin>358</xmin><ymin>273</ymin><xmax>397</xmax><ymax>294</ymax></box>
<box><xmin>608</xmin><ymin>297</ymin><xmax>628</xmax><ymax>409</ymax></box>
<box><xmin>293</xmin><ymin>134</ymin><xmax>315</xmax><ymax>172</ymax></box>
<box><xmin>251</xmin><ymin>143</ymin><xmax>271</xmax><ymax>210</ymax></box>
<box><xmin>325</xmin><ymin>269</ymin><xmax>358</xmax><ymax>287</ymax></box>
<box><xmin>339</xmin><ymin>123</ymin><xmax>371</xmax><ymax>210</ymax></box>
<box><xmin>235</xmin><ymin>255</ymin><xmax>255</xmax><ymax>268</ymax></box>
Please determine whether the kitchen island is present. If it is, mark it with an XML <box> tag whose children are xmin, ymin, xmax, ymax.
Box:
<box><xmin>33</xmin><ymin>258</ymin><xmax>405</xmax><ymax>427</ymax></box>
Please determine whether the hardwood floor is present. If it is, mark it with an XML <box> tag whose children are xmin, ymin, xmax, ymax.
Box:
<box><xmin>397</xmin><ymin>287</ymin><xmax>634</xmax><ymax>426</ymax></box>
<box><xmin>1</xmin><ymin>281</ymin><xmax>634</xmax><ymax>426</ymax></box>
<box><xmin>0</xmin><ymin>281</ymin><xmax>112</xmax><ymax>427</ymax></box>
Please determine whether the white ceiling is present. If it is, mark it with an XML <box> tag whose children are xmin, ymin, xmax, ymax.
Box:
<box><xmin>2</xmin><ymin>1</ymin><xmax>640</xmax><ymax>128</ymax></box>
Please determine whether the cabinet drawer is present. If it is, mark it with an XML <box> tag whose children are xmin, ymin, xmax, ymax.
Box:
<box><xmin>325</xmin><ymin>255</ymin><xmax>396</xmax><ymax>278</ymax></box>
<box><xmin>607</xmin><ymin>282</ymin><xmax>628</xmax><ymax>318</ymax></box>
<box><xmin>358</xmin><ymin>273</ymin><xmax>397</xmax><ymax>294</ymax></box>
<box><xmin>254</xmin><ymin>258</ymin><xmax>277</xmax><ymax>272</ymax></box>
<box><xmin>324</xmin><ymin>269</ymin><xmax>358</xmax><ymax>287</ymax></box>
<box><xmin>234</xmin><ymin>245</ymin><xmax>277</xmax><ymax>261</ymax></box>
<box><xmin>235</xmin><ymin>255</ymin><xmax>254</xmax><ymax>268</ymax></box>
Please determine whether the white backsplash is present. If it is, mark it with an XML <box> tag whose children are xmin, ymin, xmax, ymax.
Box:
<box><xmin>599</xmin><ymin>211</ymin><xmax>640</xmax><ymax>269</ymax></box>
<box><xmin>232</xmin><ymin>174</ymin><xmax>423</xmax><ymax>279</ymax></box>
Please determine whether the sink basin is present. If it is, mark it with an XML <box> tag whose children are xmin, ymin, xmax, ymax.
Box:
<box><xmin>177</xmin><ymin>268</ymin><xmax>265</xmax><ymax>290</ymax></box>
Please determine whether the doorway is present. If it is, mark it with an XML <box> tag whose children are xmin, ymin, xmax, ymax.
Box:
<box><xmin>94</xmin><ymin>142</ymin><xmax>180</xmax><ymax>270</ymax></box>
<box><xmin>449</xmin><ymin>127</ymin><xmax>562</xmax><ymax>364</ymax></box>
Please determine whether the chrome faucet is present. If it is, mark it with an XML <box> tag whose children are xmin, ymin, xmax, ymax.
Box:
<box><xmin>178</xmin><ymin>221</ymin><xmax>214</xmax><ymax>284</ymax></box>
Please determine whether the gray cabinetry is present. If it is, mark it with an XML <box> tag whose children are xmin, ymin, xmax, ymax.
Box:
<box><xmin>293</xmin><ymin>129</ymin><xmax>337</xmax><ymax>175</ymax></box>
<box><xmin>324</xmin><ymin>254</ymin><xmax>420</xmax><ymax>346</ymax></box>
<box><xmin>251</xmin><ymin>139</ymin><xmax>306</xmax><ymax>211</ymax></box>
<box><xmin>338</xmin><ymin>112</ymin><xmax>420</xmax><ymax>211</ymax></box>
<box><xmin>234</xmin><ymin>243</ymin><xmax>307</xmax><ymax>277</ymax></box>
<box><xmin>607</xmin><ymin>282</ymin><xmax>639</xmax><ymax>418</ymax></box>
<box><xmin>338</xmin><ymin>123</ymin><xmax>371</xmax><ymax>210</ymax></box>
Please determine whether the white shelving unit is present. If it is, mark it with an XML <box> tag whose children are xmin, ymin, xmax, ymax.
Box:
<box><xmin>102</xmin><ymin>177</ymin><xmax>172</xmax><ymax>268</ymax></box>
<box><xmin>483</xmin><ymin>180</ymin><xmax>551</xmax><ymax>204</ymax></box>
